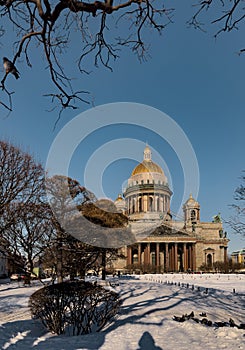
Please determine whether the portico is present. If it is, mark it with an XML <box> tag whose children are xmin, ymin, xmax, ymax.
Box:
<box><xmin>127</xmin><ymin>240</ymin><xmax>196</xmax><ymax>272</ymax></box>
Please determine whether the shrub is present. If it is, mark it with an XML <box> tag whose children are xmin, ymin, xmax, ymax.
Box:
<box><xmin>29</xmin><ymin>280</ymin><xmax>121</xmax><ymax>335</ymax></box>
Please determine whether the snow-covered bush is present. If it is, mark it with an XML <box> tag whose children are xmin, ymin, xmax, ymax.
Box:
<box><xmin>29</xmin><ymin>280</ymin><xmax>121</xmax><ymax>335</ymax></box>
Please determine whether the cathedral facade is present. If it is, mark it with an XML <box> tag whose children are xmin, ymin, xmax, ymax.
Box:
<box><xmin>113</xmin><ymin>146</ymin><xmax>229</xmax><ymax>273</ymax></box>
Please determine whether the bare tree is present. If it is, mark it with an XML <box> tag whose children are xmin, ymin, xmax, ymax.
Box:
<box><xmin>0</xmin><ymin>141</ymin><xmax>48</xmax><ymax>277</ymax></box>
<box><xmin>46</xmin><ymin>176</ymin><xmax>127</xmax><ymax>281</ymax></box>
<box><xmin>2</xmin><ymin>202</ymin><xmax>54</xmax><ymax>278</ymax></box>
<box><xmin>45</xmin><ymin>174</ymin><xmax>97</xmax><ymax>282</ymax></box>
<box><xmin>0</xmin><ymin>1</ymin><xmax>172</xmax><ymax>113</ymax></box>
<box><xmin>41</xmin><ymin>235</ymin><xmax>103</xmax><ymax>281</ymax></box>
<box><xmin>229</xmin><ymin>171</ymin><xmax>245</xmax><ymax>237</ymax></box>
<box><xmin>0</xmin><ymin>141</ymin><xmax>45</xmax><ymax>235</ymax></box>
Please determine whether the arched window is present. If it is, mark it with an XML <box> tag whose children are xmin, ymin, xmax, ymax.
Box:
<box><xmin>132</xmin><ymin>198</ymin><xmax>136</xmax><ymax>213</ymax></box>
<box><xmin>191</xmin><ymin>210</ymin><xmax>196</xmax><ymax>221</ymax></box>
<box><xmin>151</xmin><ymin>252</ymin><xmax>156</xmax><ymax>266</ymax></box>
<box><xmin>157</xmin><ymin>197</ymin><xmax>160</xmax><ymax>211</ymax></box>
<box><xmin>207</xmin><ymin>254</ymin><xmax>212</xmax><ymax>267</ymax></box>
<box><xmin>149</xmin><ymin>197</ymin><xmax>153</xmax><ymax>211</ymax></box>
<box><xmin>139</xmin><ymin>197</ymin><xmax>142</xmax><ymax>212</ymax></box>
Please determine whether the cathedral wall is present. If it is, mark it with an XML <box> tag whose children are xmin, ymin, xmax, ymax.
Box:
<box><xmin>195</xmin><ymin>241</ymin><xmax>227</xmax><ymax>269</ymax></box>
<box><xmin>185</xmin><ymin>222</ymin><xmax>223</xmax><ymax>240</ymax></box>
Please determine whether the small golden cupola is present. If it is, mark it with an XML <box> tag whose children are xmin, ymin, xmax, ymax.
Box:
<box><xmin>114</xmin><ymin>193</ymin><xmax>126</xmax><ymax>214</ymax></box>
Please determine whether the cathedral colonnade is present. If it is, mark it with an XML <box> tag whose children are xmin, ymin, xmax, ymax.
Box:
<box><xmin>127</xmin><ymin>193</ymin><xmax>170</xmax><ymax>214</ymax></box>
<box><xmin>127</xmin><ymin>242</ymin><xmax>196</xmax><ymax>272</ymax></box>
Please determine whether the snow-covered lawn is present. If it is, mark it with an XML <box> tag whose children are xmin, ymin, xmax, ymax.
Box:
<box><xmin>0</xmin><ymin>274</ymin><xmax>244</xmax><ymax>350</ymax></box>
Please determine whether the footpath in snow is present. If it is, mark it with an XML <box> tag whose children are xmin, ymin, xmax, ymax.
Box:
<box><xmin>0</xmin><ymin>273</ymin><xmax>244</xmax><ymax>350</ymax></box>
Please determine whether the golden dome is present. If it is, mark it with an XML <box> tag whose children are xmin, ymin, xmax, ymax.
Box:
<box><xmin>132</xmin><ymin>160</ymin><xmax>164</xmax><ymax>176</ymax></box>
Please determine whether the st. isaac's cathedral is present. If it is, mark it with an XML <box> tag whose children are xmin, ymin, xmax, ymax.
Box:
<box><xmin>113</xmin><ymin>146</ymin><xmax>229</xmax><ymax>273</ymax></box>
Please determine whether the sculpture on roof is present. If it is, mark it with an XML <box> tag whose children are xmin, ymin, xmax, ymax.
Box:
<box><xmin>212</xmin><ymin>213</ymin><xmax>222</xmax><ymax>223</ymax></box>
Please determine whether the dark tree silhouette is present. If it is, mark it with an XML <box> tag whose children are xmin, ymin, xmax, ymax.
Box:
<box><xmin>0</xmin><ymin>141</ymin><xmax>48</xmax><ymax>276</ymax></box>
<box><xmin>229</xmin><ymin>172</ymin><xmax>245</xmax><ymax>237</ymax></box>
<box><xmin>0</xmin><ymin>0</ymin><xmax>172</xmax><ymax>112</ymax></box>
<box><xmin>45</xmin><ymin>176</ymin><xmax>127</xmax><ymax>281</ymax></box>
<box><xmin>2</xmin><ymin>202</ymin><xmax>54</xmax><ymax>279</ymax></box>
<box><xmin>45</xmin><ymin>174</ymin><xmax>96</xmax><ymax>282</ymax></box>
<box><xmin>188</xmin><ymin>0</ymin><xmax>245</xmax><ymax>44</ymax></box>
<box><xmin>1</xmin><ymin>1</ymin><xmax>243</xmax><ymax>114</ymax></box>
<box><xmin>0</xmin><ymin>141</ymin><xmax>45</xmax><ymax>235</ymax></box>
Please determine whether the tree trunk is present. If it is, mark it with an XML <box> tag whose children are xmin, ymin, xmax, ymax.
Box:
<box><xmin>101</xmin><ymin>250</ymin><xmax>106</xmax><ymax>281</ymax></box>
<box><xmin>57</xmin><ymin>236</ymin><xmax>63</xmax><ymax>283</ymax></box>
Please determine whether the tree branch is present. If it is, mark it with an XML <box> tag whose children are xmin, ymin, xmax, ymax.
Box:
<box><xmin>0</xmin><ymin>0</ymin><xmax>173</xmax><ymax>114</ymax></box>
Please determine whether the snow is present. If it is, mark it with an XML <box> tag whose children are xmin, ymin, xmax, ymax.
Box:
<box><xmin>0</xmin><ymin>274</ymin><xmax>244</xmax><ymax>350</ymax></box>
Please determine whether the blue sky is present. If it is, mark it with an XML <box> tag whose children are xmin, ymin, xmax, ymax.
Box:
<box><xmin>1</xmin><ymin>2</ymin><xmax>244</xmax><ymax>253</ymax></box>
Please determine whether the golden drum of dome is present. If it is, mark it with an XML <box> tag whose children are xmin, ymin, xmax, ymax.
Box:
<box><xmin>131</xmin><ymin>160</ymin><xmax>164</xmax><ymax>176</ymax></box>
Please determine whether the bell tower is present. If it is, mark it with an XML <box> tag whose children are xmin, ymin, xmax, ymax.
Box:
<box><xmin>183</xmin><ymin>194</ymin><xmax>200</xmax><ymax>224</ymax></box>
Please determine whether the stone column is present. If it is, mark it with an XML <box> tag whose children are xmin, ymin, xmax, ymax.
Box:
<box><xmin>138</xmin><ymin>244</ymin><xmax>142</xmax><ymax>265</ymax></box>
<box><xmin>174</xmin><ymin>243</ymin><xmax>178</xmax><ymax>272</ymax></box>
<box><xmin>143</xmin><ymin>195</ymin><xmax>147</xmax><ymax>212</ymax></box>
<box><xmin>144</xmin><ymin>243</ymin><xmax>151</xmax><ymax>265</ymax></box>
<box><xmin>165</xmin><ymin>243</ymin><xmax>169</xmax><ymax>272</ymax></box>
<box><xmin>158</xmin><ymin>195</ymin><xmax>160</xmax><ymax>212</ymax></box>
<box><xmin>133</xmin><ymin>196</ymin><xmax>136</xmax><ymax>213</ymax></box>
<box><xmin>147</xmin><ymin>243</ymin><xmax>151</xmax><ymax>265</ymax></box>
<box><xmin>127</xmin><ymin>246</ymin><xmax>132</xmax><ymax>265</ymax></box>
<box><xmin>182</xmin><ymin>243</ymin><xmax>186</xmax><ymax>272</ymax></box>
<box><xmin>192</xmin><ymin>244</ymin><xmax>196</xmax><ymax>271</ymax></box>
<box><xmin>169</xmin><ymin>244</ymin><xmax>173</xmax><ymax>271</ymax></box>
<box><xmin>154</xmin><ymin>196</ymin><xmax>157</xmax><ymax>212</ymax></box>
<box><xmin>189</xmin><ymin>245</ymin><xmax>192</xmax><ymax>271</ymax></box>
<box><xmin>156</xmin><ymin>243</ymin><xmax>160</xmax><ymax>268</ymax></box>
<box><xmin>153</xmin><ymin>195</ymin><xmax>156</xmax><ymax>212</ymax></box>
<box><xmin>160</xmin><ymin>196</ymin><xmax>163</xmax><ymax>212</ymax></box>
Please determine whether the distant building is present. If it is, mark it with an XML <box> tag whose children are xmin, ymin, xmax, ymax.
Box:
<box><xmin>231</xmin><ymin>249</ymin><xmax>245</xmax><ymax>267</ymax></box>
<box><xmin>113</xmin><ymin>146</ymin><xmax>229</xmax><ymax>273</ymax></box>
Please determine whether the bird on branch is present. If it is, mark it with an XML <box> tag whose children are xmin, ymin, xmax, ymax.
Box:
<box><xmin>3</xmin><ymin>57</ymin><xmax>20</xmax><ymax>79</ymax></box>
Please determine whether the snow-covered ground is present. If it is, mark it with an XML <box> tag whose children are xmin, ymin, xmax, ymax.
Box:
<box><xmin>0</xmin><ymin>274</ymin><xmax>244</xmax><ymax>350</ymax></box>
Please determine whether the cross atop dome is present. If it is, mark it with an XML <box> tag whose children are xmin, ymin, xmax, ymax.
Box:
<box><xmin>143</xmin><ymin>144</ymin><xmax>152</xmax><ymax>162</ymax></box>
